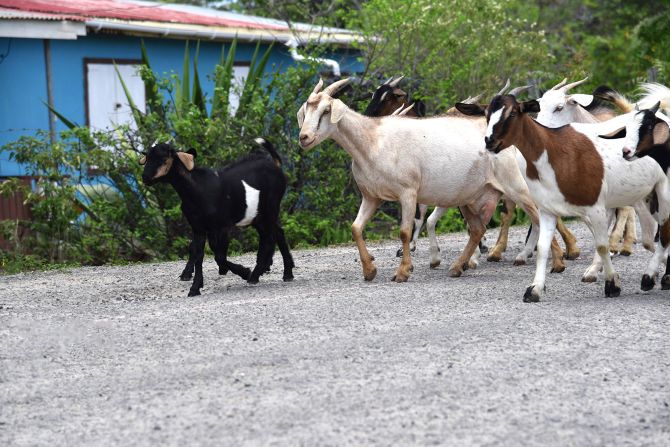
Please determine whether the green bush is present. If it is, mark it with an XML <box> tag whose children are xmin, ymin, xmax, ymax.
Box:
<box><xmin>0</xmin><ymin>38</ymin><xmax>514</xmax><ymax>273</ymax></box>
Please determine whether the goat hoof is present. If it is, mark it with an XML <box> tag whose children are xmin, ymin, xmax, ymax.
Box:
<box><xmin>363</xmin><ymin>265</ymin><xmax>377</xmax><ymax>281</ymax></box>
<box><xmin>283</xmin><ymin>275</ymin><xmax>294</xmax><ymax>282</ymax></box>
<box><xmin>247</xmin><ymin>278</ymin><xmax>259</xmax><ymax>285</ymax></box>
<box><xmin>641</xmin><ymin>274</ymin><xmax>655</xmax><ymax>291</ymax></box>
<box><xmin>218</xmin><ymin>267</ymin><xmax>228</xmax><ymax>276</ymax></box>
<box><xmin>620</xmin><ymin>249</ymin><xmax>632</xmax><ymax>257</ymax></box>
<box><xmin>187</xmin><ymin>289</ymin><xmax>201</xmax><ymax>297</ymax></box>
<box><xmin>564</xmin><ymin>250</ymin><xmax>580</xmax><ymax>260</ymax></box>
<box><xmin>391</xmin><ymin>273</ymin><xmax>409</xmax><ymax>283</ymax></box>
<box><xmin>430</xmin><ymin>260</ymin><xmax>441</xmax><ymax>269</ymax></box>
<box><xmin>479</xmin><ymin>244</ymin><xmax>488</xmax><ymax>254</ymax></box>
<box><xmin>513</xmin><ymin>259</ymin><xmax>526</xmax><ymax>266</ymax></box>
<box><xmin>467</xmin><ymin>260</ymin><xmax>478</xmax><ymax>270</ymax></box>
<box><xmin>523</xmin><ymin>285</ymin><xmax>541</xmax><ymax>303</ymax></box>
<box><xmin>448</xmin><ymin>267</ymin><xmax>463</xmax><ymax>278</ymax></box>
<box><xmin>486</xmin><ymin>253</ymin><xmax>502</xmax><ymax>262</ymax></box>
<box><xmin>550</xmin><ymin>264</ymin><xmax>566</xmax><ymax>274</ymax></box>
<box><xmin>661</xmin><ymin>275</ymin><xmax>670</xmax><ymax>290</ymax></box>
<box><xmin>581</xmin><ymin>275</ymin><xmax>597</xmax><ymax>283</ymax></box>
<box><xmin>179</xmin><ymin>273</ymin><xmax>193</xmax><ymax>281</ymax></box>
<box><xmin>239</xmin><ymin>268</ymin><xmax>251</xmax><ymax>281</ymax></box>
<box><xmin>605</xmin><ymin>275</ymin><xmax>621</xmax><ymax>297</ymax></box>
<box><xmin>395</xmin><ymin>248</ymin><xmax>403</xmax><ymax>258</ymax></box>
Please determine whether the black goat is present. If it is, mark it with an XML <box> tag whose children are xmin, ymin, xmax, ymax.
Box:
<box><xmin>140</xmin><ymin>138</ymin><xmax>294</xmax><ymax>296</ymax></box>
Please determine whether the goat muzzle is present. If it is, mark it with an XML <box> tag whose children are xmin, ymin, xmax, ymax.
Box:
<box><xmin>299</xmin><ymin>133</ymin><xmax>314</xmax><ymax>148</ymax></box>
<box><xmin>485</xmin><ymin>137</ymin><xmax>502</xmax><ymax>153</ymax></box>
<box><xmin>622</xmin><ymin>147</ymin><xmax>636</xmax><ymax>160</ymax></box>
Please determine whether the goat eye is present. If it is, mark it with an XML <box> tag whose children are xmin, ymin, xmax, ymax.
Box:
<box><xmin>555</xmin><ymin>106</ymin><xmax>563</xmax><ymax>112</ymax></box>
<box><xmin>324</xmin><ymin>107</ymin><xmax>330</xmax><ymax>114</ymax></box>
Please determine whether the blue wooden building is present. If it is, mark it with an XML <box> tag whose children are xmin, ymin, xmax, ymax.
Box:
<box><xmin>0</xmin><ymin>0</ymin><xmax>363</xmax><ymax>187</ymax></box>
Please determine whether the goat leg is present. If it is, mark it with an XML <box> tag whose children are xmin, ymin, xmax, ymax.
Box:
<box><xmin>392</xmin><ymin>193</ymin><xmax>417</xmax><ymax>282</ymax></box>
<box><xmin>248</xmin><ymin>224</ymin><xmax>275</xmax><ymax>284</ymax></box>
<box><xmin>274</xmin><ymin>223</ymin><xmax>295</xmax><ymax>281</ymax></box>
<box><xmin>487</xmin><ymin>197</ymin><xmax>515</xmax><ymax>262</ymax></box>
<box><xmin>179</xmin><ymin>243</ymin><xmax>195</xmax><ymax>281</ymax></box>
<box><xmin>556</xmin><ymin>217</ymin><xmax>579</xmax><ymax>260</ymax></box>
<box><xmin>188</xmin><ymin>232</ymin><xmax>206</xmax><ymax>297</ymax></box>
<box><xmin>352</xmin><ymin>196</ymin><xmax>381</xmax><ymax>281</ymax></box>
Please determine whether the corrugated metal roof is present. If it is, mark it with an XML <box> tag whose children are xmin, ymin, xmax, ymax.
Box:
<box><xmin>0</xmin><ymin>6</ymin><xmax>85</xmax><ymax>21</ymax></box>
<box><xmin>0</xmin><ymin>0</ymin><xmax>358</xmax><ymax>43</ymax></box>
<box><xmin>0</xmin><ymin>0</ymin><xmax>286</xmax><ymax>30</ymax></box>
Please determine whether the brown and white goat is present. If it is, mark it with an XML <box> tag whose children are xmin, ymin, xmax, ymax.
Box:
<box><xmin>457</xmin><ymin>95</ymin><xmax>670</xmax><ymax>302</ymax></box>
<box><xmin>537</xmin><ymin>77</ymin><xmax>657</xmax><ymax>259</ymax></box>
<box><xmin>297</xmin><ymin>78</ymin><xmax>565</xmax><ymax>282</ymax></box>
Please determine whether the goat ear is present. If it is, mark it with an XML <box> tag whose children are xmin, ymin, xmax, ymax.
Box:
<box><xmin>569</xmin><ymin>94</ymin><xmax>594</xmax><ymax>107</ymax></box>
<box><xmin>187</xmin><ymin>148</ymin><xmax>197</xmax><ymax>158</ymax></box>
<box><xmin>392</xmin><ymin>87</ymin><xmax>407</xmax><ymax>98</ymax></box>
<box><xmin>519</xmin><ymin>100</ymin><xmax>540</xmax><ymax>114</ymax></box>
<box><xmin>454</xmin><ymin>102</ymin><xmax>486</xmax><ymax>116</ymax></box>
<box><xmin>176</xmin><ymin>152</ymin><xmax>195</xmax><ymax>171</ymax></box>
<box><xmin>138</xmin><ymin>155</ymin><xmax>147</xmax><ymax>165</ymax></box>
<box><xmin>653</xmin><ymin>122</ymin><xmax>670</xmax><ymax>145</ymax></box>
<box><xmin>297</xmin><ymin>103</ymin><xmax>306</xmax><ymax>128</ymax></box>
<box><xmin>599</xmin><ymin>127</ymin><xmax>626</xmax><ymax>139</ymax></box>
<box><xmin>330</xmin><ymin>99</ymin><xmax>347</xmax><ymax>124</ymax></box>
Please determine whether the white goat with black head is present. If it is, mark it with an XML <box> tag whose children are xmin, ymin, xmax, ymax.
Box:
<box><xmin>536</xmin><ymin>77</ymin><xmax>657</xmax><ymax>260</ymax></box>
<box><xmin>297</xmin><ymin>78</ymin><xmax>565</xmax><ymax>282</ymax></box>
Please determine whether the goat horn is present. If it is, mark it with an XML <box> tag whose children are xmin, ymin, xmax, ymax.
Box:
<box><xmin>496</xmin><ymin>78</ymin><xmax>511</xmax><ymax>96</ymax></box>
<box><xmin>388</xmin><ymin>75</ymin><xmax>405</xmax><ymax>88</ymax></box>
<box><xmin>398</xmin><ymin>103</ymin><xmax>415</xmax><ymax>116</ymax></box>
<box><xmin>550</xmin><ymin>78</ymin><xmax>568</xmax><ymax>91</ymax></box>
<box><xmin>391</xmin><ymin>104</ymin><xmax>406</xmax><ymax>115</ymax></box>
<box><xmin>312</xmin><ymin>78</ymin><xmax>324</xmax><ymax>95</ymax></box>
<box><xmin>151</xmin><ymin>138</ymin><xmax>159</xmax><ymax>147</ymax></box>
<box><xmin>509</xmin><ymin>85</ymin><xmax>532</xmax><ymax>96</ymax></box>
<box><xmin>382</xmin><ymin>76</ymin><xmax>393</xmax><ymax>86</ymax></box>
<box><xmin>562</xmin><ymin>76</ymin><xmax>589</xmax><ymax>93</ymax></box>
<box><xmin>324</xmin><ymin>78</ymin><xmax>351</xmax><ymax>96</ymax></box>
<box><xmin>463</xmin><ymin>93</ymin><xmax>485</xmax><ymax>104</ymax></box>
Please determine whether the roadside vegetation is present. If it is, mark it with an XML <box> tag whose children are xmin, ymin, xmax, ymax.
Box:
<box><xmin>1</xmin><ymin>0</ymin><xmax>668</xmax><ymax>273</ymax></box>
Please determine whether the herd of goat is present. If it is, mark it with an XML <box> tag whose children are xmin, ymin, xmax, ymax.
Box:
<box><xmin>139</xmin><ymin>75</ymin><xmax>670</xmax><ymax>302</ymax></box>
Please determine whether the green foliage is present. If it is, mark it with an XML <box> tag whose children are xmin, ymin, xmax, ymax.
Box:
<box><xmin>1</xmin><ymin>39</ymin><xmax>381</xmax><ymax>272</ymax></box>
<box><xmin>347</xmin><ymin>0</ymin><xmax>552</xmax><ymax>109</ymax></box>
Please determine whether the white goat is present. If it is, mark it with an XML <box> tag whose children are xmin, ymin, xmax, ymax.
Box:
<box><xmin>457</xmin><ymin>95</ymin><xmax>670</xmax><ymax>302</ymax></box>
<box><xmin>535</xmin><ymin>78</ymin><xmax>660</xmax><ymax>284</ymax></box>
<box><xmin>297</xmin><ymin>78</ymin><xmax>565</xmax><ymax>282</ymax></box>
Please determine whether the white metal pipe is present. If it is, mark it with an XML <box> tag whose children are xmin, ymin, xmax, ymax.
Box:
<box><xmin>285</xmin><ymin>37</ymin><xmax>340</xmax><ymax>77</ymax></box>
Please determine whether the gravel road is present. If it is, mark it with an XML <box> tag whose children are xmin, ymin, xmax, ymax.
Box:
<box><xmin>1</xmin><ymin>221</ymin><xmax>669</xmax><ymax>446</ymax></box>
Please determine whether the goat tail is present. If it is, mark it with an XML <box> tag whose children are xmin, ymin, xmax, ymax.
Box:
<box><xmin>593</xmin><ymin>85</ymin><xmax>635</xmax><ymax>113</ymax></box>
<box><xmin>254</xmin><ymin>137</ymin><xmax>282</xmax><ymax>168</ymax></box>
<box><xmin>638</xmin><ymin>82</ymin><xmax>670</xmax><ymax>115</ymax></box>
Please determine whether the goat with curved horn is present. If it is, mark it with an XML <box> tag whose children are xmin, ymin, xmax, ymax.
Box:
<box><xmin>323</xmin><ymin>78</ymin><xmax>351</xmax><ymax>96</ymax></box>
<box><xmin>496</xmin><ymin>78</ymin><xmax>511</xmax><ymax>96</ymax></box>
<box><xmin>388</xmin><ymin>75</ymin><xmax>405</xmax><ymax>88</ymax></box>
<box><xmin>561</xmin><ymin>77</ymin><xmax>589</xmax><ymax>93</ymax></box>
<box><xmin>509</xmin><ymin>85</ymin><xmax>533</xmax><ymax>97</ymax></box>
<box><xmin>550</xmin><ymin>78</ymin><xmax>568</xmax><ymax>91</ymax></box>
<box><xmin>312</xmin><ymin>78</ymin><xmax>325</xmax><ymax>95</ymax></box>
